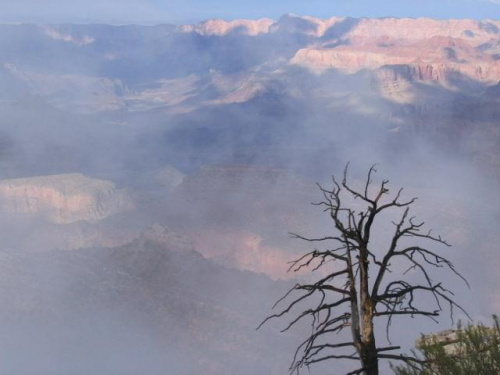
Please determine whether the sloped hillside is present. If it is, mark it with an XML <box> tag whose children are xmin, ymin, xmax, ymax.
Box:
<box><xmin>0</xmin><ymin>238</ymin><xmax>298</xmax><ymax>374</ymax></box>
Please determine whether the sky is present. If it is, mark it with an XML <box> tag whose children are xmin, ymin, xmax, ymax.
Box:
<box><xmin>0</xmin><ymin>0</ymin><xmax>498</xmax><ymax>24</ymax></box>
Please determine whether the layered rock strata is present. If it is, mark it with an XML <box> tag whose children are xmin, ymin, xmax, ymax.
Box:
<box><xmin>0</xmin><ymin>173</ymin><xmax>133</xmax><ymax>224</ymax></box>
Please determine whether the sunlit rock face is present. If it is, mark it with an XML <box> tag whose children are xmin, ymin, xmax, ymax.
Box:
<box><xmin>189</xmin><ymin>229</ymin><xmax>297</xmax><ymax>279</ymax></box>
<box><xmin>290</xmin><ymin>17</ymin><xmax>500</xmax><ymax>84</ymax></box>
<box><xmin>0</xmin><ymin>173</ymin><xmax>133</xmax><ymax>224</ymax></box>
<box><xmin>177</xmin><ymin>16</ymin><xmax>500</xmax><ymax>87</ymax></box>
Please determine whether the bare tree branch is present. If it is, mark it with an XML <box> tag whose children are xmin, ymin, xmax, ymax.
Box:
<box><xmin>259</xmin><ymin>164</ymin><xmax>468</xmax><ymax>375</ymax></box>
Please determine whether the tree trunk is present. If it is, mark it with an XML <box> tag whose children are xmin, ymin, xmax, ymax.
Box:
<box><xmin>359</xmin><ymin>309</ymin><xmax>379</xmax><ymax>375</ymax></box>
<box><xmin>361</xmin><ymin>341</ymin><xmax>379</xmax><ymax>375</ymax></box>
<box><xmin>359</xmin><ymin>246</ymin><xmax>378</xmax><ymax>375</ymax></box>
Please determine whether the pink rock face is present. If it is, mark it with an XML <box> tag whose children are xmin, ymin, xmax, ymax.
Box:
<box><xmin>178</xmin><ymin>15</ymin><xmax>500</xmax><ymax>84</ymax></box>
<box><xmin>291</xmin><ymin>48</ymin><xmax>415</xmax><ymax>73</ymax></box>
<box><xmin>0</xmin><ymin>173</ymin><xmax>133</xmax><ymax>224</ymax></box>
<box><xmin>285</xmin><ymin>17</ymin><xmax>500</xmax><ymax>84</ymax></box>
<box><xmin>292</xmin><ymin>44</ymin><xmax>500</xmax><ymax>83</ymax></box>
<box><xmin>189</xmin><ymin>228</ymin><xmax>303</xmax><ymax>280</ymax></box>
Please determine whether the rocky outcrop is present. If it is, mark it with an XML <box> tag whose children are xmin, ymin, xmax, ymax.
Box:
<box><xmin>291</xmin><ymin>37</ymin><xmax>500</xmax><ymax>84</ymax></box>
<box><xmin>282</xmin><ymin>17</ymin><xmax>500</xmax><ymax>85</ymax></box>
<box><xmin>188</xmin><ymin>228</ymin><xmax>302</xmax><ymax>279</ymax></box>
<box><xmin>0</xmin><ymin>173</ymin><xmax>133</xmax><ymax>224</ymax></box>
<box><xmin>291</xmin><ymin>47</ymin><xmax>415</xmax><ymax>73</ymax></box>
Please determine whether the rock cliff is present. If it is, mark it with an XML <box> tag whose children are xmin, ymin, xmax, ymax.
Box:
<box><xmin>290</xmin><ymin>18</ymin><xmax>500</xmax><ymax>84</ymax></box>
<box><xmin>0</xmin><ymin>173</ymin><xmax>133</xmax><ymax>224</ymax></box>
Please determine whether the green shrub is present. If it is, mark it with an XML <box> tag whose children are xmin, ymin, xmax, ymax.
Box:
<box><xmin>392</xmin><ymin>315</ymin><xmax>500</xmax><ymax>375</ymax></box>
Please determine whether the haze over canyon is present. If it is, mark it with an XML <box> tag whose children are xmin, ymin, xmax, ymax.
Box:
<box><xmin>0</xmin><ymin>14</ymin><xmax>499</xmax><ymax>374</ymax></box>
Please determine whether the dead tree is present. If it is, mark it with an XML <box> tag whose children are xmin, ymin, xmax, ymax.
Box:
<box><xmin>259</xmin><ymin>164</ymin><xmax>469</xmax><ymax>375</ymax></box>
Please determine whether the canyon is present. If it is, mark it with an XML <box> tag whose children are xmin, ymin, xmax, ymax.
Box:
<box><xmin>0</xmin><ymin>14</ymin><xmax>499</xmax><ymax>374</ymax></box>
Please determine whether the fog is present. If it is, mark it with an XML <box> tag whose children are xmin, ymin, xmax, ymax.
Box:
<box><xmin>0</xmin><ymin>15</ymin><xmax>499</xmax><ymax>374</ymax></box>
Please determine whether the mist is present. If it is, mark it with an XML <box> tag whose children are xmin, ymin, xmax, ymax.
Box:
<box><xmin>0</xmin><ymin>12</ymin><xmax>499</xmax><ymax>375</ymax></box>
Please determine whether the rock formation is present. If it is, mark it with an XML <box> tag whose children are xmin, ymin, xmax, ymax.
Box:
<box><xmin>289</xmin><ymin>18</ymin><xmax>500</xmax><ymax>84</ymax></box>
<box><xmin>0</xmin><ymin>173</ymin><xmax>133</xmax><ymax>224</ymax></box>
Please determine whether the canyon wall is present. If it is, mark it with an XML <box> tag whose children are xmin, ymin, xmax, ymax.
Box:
<box><xmin>0</xmin><ymin>173</ymin><xmax>133</xmax><ymax>224</ymax></box>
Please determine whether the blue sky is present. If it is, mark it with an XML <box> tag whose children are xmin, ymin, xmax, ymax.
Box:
<box><xmin>0</xmin><ymin>0</ymin><xmax>498</xmax><ymax>24</ymax></box>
